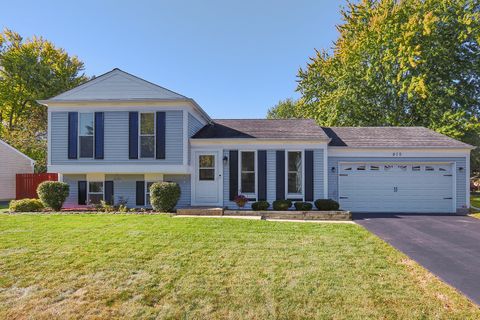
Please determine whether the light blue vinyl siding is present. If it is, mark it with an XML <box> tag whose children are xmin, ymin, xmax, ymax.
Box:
<box><xmin>223</xmin><ymin>148</ymin><xmax>325</xmax><ymax>209</ymax></box>
<box><xmin>188</xmin><ymin>113</ymin><xmax>204</xmax><ymax>137</ymax></box>
<box><xmin>63</xmin><ymin>174</ymin><xmax>86</xmax><ymax>206</ymax></box>
<box><xmin>63</xmin><ymin>173</ymin><xmax>190</xmax><ymax>209</ymax></box>
<box><xmin>327</xmin><ymin>157</ymin><xmax>467</xmax><ymax>209</ymax></box>
<box><xmin>51</xmin><ymin>110</ymin><xmax>184</xmax><ymax>165</ymax></box>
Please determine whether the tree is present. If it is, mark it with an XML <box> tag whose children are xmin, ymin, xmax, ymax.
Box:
<box><xmin>0</xmin><ymin>29</ymin><xmax>88</xmax><ymax>172</ymax></box>
<box><xmin>268</xmin><ymin>0</ymin><xmax>480</xmax><ymax>173</ymax></box>
<box><xmin>266</xmin><ymin>98</ymin><xmax>302</xmax><ymax>119</ymax></box>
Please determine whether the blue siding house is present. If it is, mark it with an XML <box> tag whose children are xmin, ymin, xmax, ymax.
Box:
<box><xmin>40</xmin><ymin>69</ymin><xmax>474</xmax><ymax>213</ymax></box>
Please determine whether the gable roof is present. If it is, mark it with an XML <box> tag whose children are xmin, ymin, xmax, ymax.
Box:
<box><xmin>0</xmin><ymin>139</ymin><xmax>35</xmax><ymax>165</ymax></box>
<box><xmin>45</xmin><ymin>68</ymin><xmax>187</xmax><ymax>101</ymax></box>
<box><xmin>192</xmin><ymin>119</ymin><xmax>330</xmax><ymax>140</ymax></box>
<box><xmin>323</xmin><ymin>126</ymin><xmax>473</xmax><ymax>148</ymax></box>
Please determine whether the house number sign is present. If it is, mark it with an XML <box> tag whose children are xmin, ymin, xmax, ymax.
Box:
<box><xmin>392</xmin><ymin>152</ymin><xmax>402</xmax><ymax>157</ymax></box>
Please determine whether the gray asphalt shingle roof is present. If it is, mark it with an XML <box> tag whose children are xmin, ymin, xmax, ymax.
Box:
<box><xmin>192</xmin><ymin>119</ymin><xmax>472</xmax><ymax>148</ymax></box>
<box><xmin>192</xmin><ymin>119</ymin><xmax>330</xmax><ymax>140</ymax></box>
<box><xmin>324</xmin><ymin>126</ymin><xmax>472</xmax><ymax>148</ymax></box>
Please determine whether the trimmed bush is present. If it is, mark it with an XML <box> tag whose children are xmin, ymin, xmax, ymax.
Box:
<box><xmin>272</xmin><ymin>200</ymin><xmax>292</xmax><ymax>211</ymax></box>
<box><xmin>150</xmin><ymin>182</ymin><xmax>181</xmax><ymax>212</ymax></box>
<box><xmin>314</xmin><ymin>199</ymin><xmax>340</xmax><ymax>211</ymax></box>
<box><xmin>251</xmin><ymin>201</ymin><xmax>270</xmax><ymax>211</ymax></box>
<box><xmin>37</xmin><ymin>181</ymin><xmax>70</xmax><ymax>211</ymax></box>
<box><xmin>294</xmin><ymin>202</ymin><xmax>313</xmax><ymax>211</ymax></box>
<box><xmin>9</xmin><ymin>199</ymin><xmax>44</xmax><ymax>212</ymax></box>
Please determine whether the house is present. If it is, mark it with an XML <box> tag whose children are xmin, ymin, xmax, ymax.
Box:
<box><xmin>0</xmin><ymin>139</ymin><xmax>35</xmax><ymax>201</ymax></box>
<box><xmin>39</xmin><ymin>68</ymin><xmax>473</xmax><ymax>213</ymax></box>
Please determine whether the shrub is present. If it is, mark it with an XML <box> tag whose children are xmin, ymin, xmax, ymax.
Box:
<box><xmin>314</xmin><ymin>199</ymin><xmax>340</xmax><ymax>211</ymax></box>
<box><xmin>150</xmin><ymin>182</ymin><xmax>181</xmax><ymax>212</ymax></box>
<box><xmin>37</xmin><ymin>181</ymin><xmax>69</xmax><ymax>211</ymax></box>
<box><xmin>272</xmin><ymin>200</ymin><xmax>292</xmax><ymax>211</ymax></box>
<box><xmin>251</xmin><ymin>201</ymin><xmax>270</xmax><ymax>211</ymax></box>
<box><xmin>294</xmin><ymin>202</ymin><xmax>313</xmax><ymax>211</ymax></box>
<box><xmin>9</xmin><ymin>199</ymin><xmax>44</xmax><ymax>212</ymax></box>
<box><xmin>234</xmin><ymin>194</ymin><xmax>248</xmax><ymax>208</ymax></box>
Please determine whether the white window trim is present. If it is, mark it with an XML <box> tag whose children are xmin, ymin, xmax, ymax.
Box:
<box><xmin>139</xmin><ymin>112</ymin><xmax>156</xmax><ymax>159</ymax></box>
<box><xmin>145</xmin><ymin>181</ymin><xmax>154</xmax><ymax>207</ymax></box>
<box><xmin>78</xmin><ymin>112</ymin><xmax>95</xmax><ymax>159</ymax></box>
<box><xmin>238</xmin><ymin>150</ymin><xmax>257</xmax><ymax>199</ymax></box>
<box><xmin>87</xmin><ymin>180</ymin><xmax>104</xmax><ymax>204</ymax></box>
<box><xmin>198</xmin><ymin>154</ymin><xmax>216</xmax><ymax>181</ymax></box>
<box><xmin>285</xmin><ymin>150</ymin><xmax>304</xmax><ymax>199</ymax></box>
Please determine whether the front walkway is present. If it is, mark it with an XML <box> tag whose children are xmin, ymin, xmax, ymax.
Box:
<box><xmin>355</xmin><ymin>213</ymin><xmax>480</xmax><ymax>305</ymax></box>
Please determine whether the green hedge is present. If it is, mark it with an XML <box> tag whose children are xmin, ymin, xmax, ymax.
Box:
<box><xmin>272</xmin><ymin>200</ymin><xmax>292</xmax><ymax>211</ymax></box>
<box><xmin>251</xmin><ymin>201</ymin><xmax>270</xmax><ymax>211</ymax></box>
<box><xmin>150</xmin><ymin>182</ymin><xmax>181</xmax><ymax>212</ymax></box>
<box><xmin>314</xmin><ymin>199</ymin><xmax>340</xmax><ymax>211</ymax></box>
<box><xmin>9</xmin><ymin>199</ymin><xmax>44</xmax><ymax>212</ymax></box>
<box><xmin>37</xmin><ymin>181</ymin><xmax>69</xmax><ymax>211</ymax></box>
<box><xmin>294</xmin><ymin>202</ymin><xmax>313</xmax><ymax>211</ymax></box>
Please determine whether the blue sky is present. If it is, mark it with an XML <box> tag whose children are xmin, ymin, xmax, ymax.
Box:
<box><xmin>1</xmin><ymin>1</ymin><xmax>348</xmax><ymax>118</ymax></box>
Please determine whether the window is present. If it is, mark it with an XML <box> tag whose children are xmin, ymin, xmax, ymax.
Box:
<box><xmin>425</xmin><ymin>166</ymin><xmax>434</xmax><ymax>171</ymax></box>
<box><xmin>412</xmin><ymin>165</ymin><xmax>421</xmax><ymax>171</ymax></box>
<box><xmin>140</xmin><ymin>113</ymin><xmax>155</xmax><ymax>158</ymax></box>
<box><xmin>145</xmin><ymin>181</ymin><xmax>154</xmax><ymax>205</ymax></box>
<box><xmin>439</xmin><ymin>167</ymin><xmax>447</xmax><ymax>172</ymax></box>
<box><xmin>356</xmin><ymin>165</ymin><xmax>366</xmax><ymax>171</ymax></box>
<box><xmin>384</xmin><ymin>165</ymin><xmax>393</xmax><ymax>171</ymax></box>
<box><xmin>240</xmin><ymin>151</ymin><xmax>255</xmax><ymax>194</ymax></box>
<box><xmin>199</xmin><ymin>155</ymin><xmax>215</xmax><ymax>181</ymax></box>
<box><xmin>88</xmin><ymin>181</ymin><xmax>104</xmax><ymax>204</ymax></box>
<box><xmin>287</xmin><ymin>151</ymin><xmax>302</xmax><ymax>195</ymax></box>
<box><xmin>79</xmin><ymin>113</ymin><xmax>94</xmax><ymax>158</ymax></box>
<box><xmin>370</xmin><ymin>165</ymin><xmax>380</xmax><ymax>171</ymax></box>
<box><xmin>398</xmin><ymin>165</ymin><xmax>408</xmax><ymax>171</ymax></box>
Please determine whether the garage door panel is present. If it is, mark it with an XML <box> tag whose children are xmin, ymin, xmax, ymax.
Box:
<box><xmin>338</xmin><ymin>162</ymin><xmax>454</xmax><ymax>213</ymax></box>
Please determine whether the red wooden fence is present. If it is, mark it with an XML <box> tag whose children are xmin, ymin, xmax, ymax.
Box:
<box><xmin>16</xmin><ymin>173</ymin><xmax>58</xmax><ymax>200</ymax></box>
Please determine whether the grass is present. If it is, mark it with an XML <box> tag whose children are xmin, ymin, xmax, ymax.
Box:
<box><xmin>0</xmin><ymin>203</ymin><xmax>8</xmax><ymax>213</ymax></box>
<box><xmin>0</xmin><ymin>215</ymin><xmax>478</xmax><ymax>319</ymax></box>
<box><xmin>470</xmin><ymin>193</ymin><xmax>480</xmax><ymax>218</ymax></box>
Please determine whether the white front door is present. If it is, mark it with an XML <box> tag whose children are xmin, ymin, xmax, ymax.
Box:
<box><xmin>193</xmin><ymin>151</ymin><xmax>222</xmax><ymax>206</ymax></box>
<box><xmin>338</xmin><ymin>163</ymin><xmax>455</xmax><ymax>213</ymax></box>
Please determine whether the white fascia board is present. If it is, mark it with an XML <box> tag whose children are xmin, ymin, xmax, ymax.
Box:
<box><xmin>48</xmin><ymin>164</ymin><xmax>190</xmax><ymax>175</ymax></box>
<box><xmin>190</xmin><ymin>139</ymin><xmax>329</xmax><ymax>149</ymax></box>
<box><xmin>328</xmin><ymin>147</ymin><xmax>472</xmax><ymax>158</ymax></box>
<box><xmin>0</xmin><ymin>139</ymin><xmax>35</xmax><ymax>166</ymax></box>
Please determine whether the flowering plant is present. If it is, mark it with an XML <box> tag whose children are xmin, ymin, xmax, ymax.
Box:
<box><xmin>233</xmin><ymin>194</ymin><xmax>248</xmax><ymax>208</ymax></box>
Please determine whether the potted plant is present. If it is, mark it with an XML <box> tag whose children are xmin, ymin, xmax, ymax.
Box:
<box><xmin>234</xmin><ymin>194</ymin><xmax>248</xmax><ymax>208</ymax></box>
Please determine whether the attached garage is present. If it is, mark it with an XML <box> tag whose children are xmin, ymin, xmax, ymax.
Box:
<box><xmin>338</xmin><ymin>162</ymin><xmax>455</xmax><ymax>213</ymax></box>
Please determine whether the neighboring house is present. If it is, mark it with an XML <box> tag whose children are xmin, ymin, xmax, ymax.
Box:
<box><xmin>39</xmin><ymin>68</ymin><xmax>474</xmax><ymax>213</ymax></box>
<box><xmin>0</xmin><ymin>139</ymin><xmax>35</xmax><ymax>201</ymax></box>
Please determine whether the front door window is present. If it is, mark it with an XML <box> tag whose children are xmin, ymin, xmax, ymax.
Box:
<box><xmin>199</xmin><ymin>155</ymin><xmax>215</xmax><ymax>181</ymax></box>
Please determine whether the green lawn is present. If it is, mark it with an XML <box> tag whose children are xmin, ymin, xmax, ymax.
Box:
<box><xmin>471</xmin><ymin>194</ymin><xmax>480</xmax><ymax>208</ymax></box>
<box><xmin>0</xmin><ymin>215</ymin><xmax>478</xmax><ymax>319</ymax></box>
<box><xmin>0</xmin><ymin>203</ymin><xmax>8</xmax><ymax>213</ymax></box>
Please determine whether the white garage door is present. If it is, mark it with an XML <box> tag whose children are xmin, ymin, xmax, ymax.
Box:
<box><xmin>338</xmin><ymin>163</ymin><xmax>454</xmax><ymax>213</ymax></box>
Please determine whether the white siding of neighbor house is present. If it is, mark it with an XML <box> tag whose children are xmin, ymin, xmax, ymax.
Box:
<box><xmin>327</xmin><ymin>156</ymin><xmax>468</xmax><ymax>210</ymax></box>
<box><xmin>50</xmin><ymin>110</ymin><xmax>183</xmax><ymax>165</ymax></box>
<box><xmin>0</xmin><ymin>141</ymin><xmax>34</xmax><ymax>200</ymax></box>
<box><xmin>63</xmin><ymin>173</ymin><xmax>190</xmax><ymax>209</ymax></box>
<box><xmin>223</xmin><ymin>148</ymin><xmax>325</xmax><ymax>209</ymax></box>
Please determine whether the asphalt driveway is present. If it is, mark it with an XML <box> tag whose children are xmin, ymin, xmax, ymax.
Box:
<box><xmin>354</xmin><ymin>213</ymin><xmax>480</xmax><ymax>305</ymax></box>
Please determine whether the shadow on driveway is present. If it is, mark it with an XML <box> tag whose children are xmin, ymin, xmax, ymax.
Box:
<box><xmin>354</xmin><ymin>212</ymin><xmax>480</xmax><ymax>305</ymax></box>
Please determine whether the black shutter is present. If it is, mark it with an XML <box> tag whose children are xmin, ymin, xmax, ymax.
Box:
<box><xmin>68</xmin><ymin>112</ymin><xmax>78</xmax><ymax>159</ymax></box>
<box><xmin>257</xmin><ymin>150</ymin><xmax>267</xmax><ymax>201</ymax></box>
<box><xmin>136</xmin><ymin>181</ymin><xmax>145</xmax><ymax>206</ymax></box>
<box><xmin>156</xmin><ymin>112</ymin><xmax>166</xmax><ymax>159</ymax></box>
<box><xmin>94</xmin><ymin>112</ymin><xmax>104</xmax><ymax>159</ymax></box>
<box><xmin>229</xmin><ymin>150</ymin><xmax>238</xmax><ymax>201</ymax></box>
<box><xmin>129</xmin><ymin>112</ymin><xmax>139</xmax><ymax>159</ymax></box>
<box><xmin>305</xmin><ymin>150</ymin><xmax>314</xmax><ymax>201</ymax></box>
<box><xmin>78</xmin><ymin>181</ymin><xmax>87</xmax><ymax>205</ymax></box>
<box><xmin>105</xmin><ymin>181</ymin><xmax>114</xmax><ymax>205</ymax></box>
<box><xmin>276</xmin><ymin>150</ymin><xmax>285</xmax><ymax>200</ymax></box>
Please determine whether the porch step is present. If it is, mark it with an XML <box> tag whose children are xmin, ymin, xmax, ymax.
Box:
<box><xmin>176</xmin><ymin>207</ymin><xmax>224</xmax><ymax>216</ymax></box>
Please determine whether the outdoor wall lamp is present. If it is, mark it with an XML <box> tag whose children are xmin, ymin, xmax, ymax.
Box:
<box><xmin>331</xmin><ymin>167</ymin><xmax>336</xmax><ymax>173</ymax></box>
<box><xmin>459</xmin><ymin>167</ymin><xmax>464</xmax><ymax>172</ymax></box>
<box><xmin>223</xmin><ymin>155</ymin><xmax>228</xmax><ymax>165</ymax></box>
